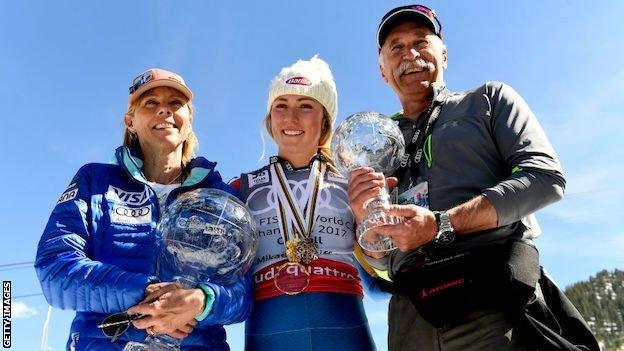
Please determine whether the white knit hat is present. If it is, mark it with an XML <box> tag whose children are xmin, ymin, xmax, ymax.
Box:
<box><xmin>267</xmin><ymin>55</ymin><xmax>338</xmax><ymax>122</ymax></box>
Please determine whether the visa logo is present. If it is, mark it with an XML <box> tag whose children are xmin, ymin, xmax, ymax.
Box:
<box><xmin>106</xmin><ymin>186</ymin><xmax>149</xmax><ymax>205</ymax></box>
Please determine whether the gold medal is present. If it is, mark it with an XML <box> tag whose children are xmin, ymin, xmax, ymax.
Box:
<box><xmin>286</xmin><ymin>237</ymin><xmax>300</xmax><ymax>263</ymax></box>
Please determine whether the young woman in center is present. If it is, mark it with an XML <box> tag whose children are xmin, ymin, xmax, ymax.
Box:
<box><xmin>231</xmin><ymin>56</ymin><xmax>376</xmax><ymax>351</ymax></box>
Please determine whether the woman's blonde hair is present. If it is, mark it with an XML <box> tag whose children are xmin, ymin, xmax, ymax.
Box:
<box><xmin>123</xmin><ymin>90</ymin><xmax>198</xmax><ymax>167</ymax></box>
<box><xmin>264</xmin><ymin>107</ymin><xmax>338</xmax><ymax>173</ymax></box>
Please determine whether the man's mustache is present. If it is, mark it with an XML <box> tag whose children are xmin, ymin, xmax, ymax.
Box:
<box><xmin>394</xmin><ymin>59</ymin><xmax>435</xmax><ymax>77</ymax></box>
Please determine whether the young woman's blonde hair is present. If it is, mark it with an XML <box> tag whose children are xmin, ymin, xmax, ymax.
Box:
<box><xmin>123</xmin><ymin>90</ymin><xmax>198</xmax><ymax>167</ymax></box>
<box><xmin>263</xmin><ymin>107</ymin><xmax>338</xmax><ymax>173</ymax></box>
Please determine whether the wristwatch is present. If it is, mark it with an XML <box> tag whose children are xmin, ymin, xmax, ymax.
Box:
<box><xmin>433</xmin><ymin>211</ymin><xmax>455</xmax><ymax>245</ymax></box>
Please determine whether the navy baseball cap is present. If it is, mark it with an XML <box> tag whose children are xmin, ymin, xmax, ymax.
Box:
<box><xmin>377</xmin><ymin>4</ymin><xmax>443</xmax><ymax>49</ymax></box>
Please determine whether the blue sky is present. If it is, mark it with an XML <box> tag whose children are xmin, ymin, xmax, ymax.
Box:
<box><xmin>1</xmin><ymin>1</ymin><xmax>623</xmax><ymax>350</ymax></box>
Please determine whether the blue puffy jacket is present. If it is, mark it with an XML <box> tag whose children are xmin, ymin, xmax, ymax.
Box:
<box><xmin>35</xmin><ymin>146</ymin><xmax>253</xmax><ymax>350</ymax></box>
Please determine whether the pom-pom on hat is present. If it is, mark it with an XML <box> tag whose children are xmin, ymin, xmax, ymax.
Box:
<box><xmin>267</xmin><ymin>55</ymin><xmax>337</xmax><ymax>122</ymax></box>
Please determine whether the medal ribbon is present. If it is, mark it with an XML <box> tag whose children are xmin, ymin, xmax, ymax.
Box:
<box><xmin>270</xmin><ymin>158</ymin><xmax>325</xmax><ymax>257</ymax></box>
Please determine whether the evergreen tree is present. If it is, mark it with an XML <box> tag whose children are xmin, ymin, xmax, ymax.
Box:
<box><xmin>565</xmin><ymin>269</ymin><xmax>624</xmax><ymax>350</ymax></box>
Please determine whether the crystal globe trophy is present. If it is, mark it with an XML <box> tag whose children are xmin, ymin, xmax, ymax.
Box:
<box><xmin>124</xmin><ymin>188</ymin><xmax>257</xmax><ymax>351</ymax></box>
<box><xmin>331</xmin><ymin>111</ymin><xmax>405</xmax><ymax>252</ymax></box>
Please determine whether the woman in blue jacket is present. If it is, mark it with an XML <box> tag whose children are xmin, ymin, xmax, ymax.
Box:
<box><xmin>35</xmin><ymin>68</ymin><xmax>253</xmax><ymax>350</ymax></box>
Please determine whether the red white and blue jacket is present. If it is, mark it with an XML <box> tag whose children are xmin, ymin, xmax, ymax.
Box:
<box><xmin>35</xmin><ymin>145</ymin><xmax>252</xmax><ymax>351</ymax></box>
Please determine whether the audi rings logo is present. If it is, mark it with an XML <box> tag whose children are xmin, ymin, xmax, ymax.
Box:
<box><xmin>112</xmin><ymin>205</ymin><xmax>152</xmax><ymax>225</ymax></box>
<box><xmin>115</xmin><ymin>206</ymin><xmax>150</xmax><ymax>217</ymax></box>
<box><xmin>400</xmin><ymin>153</ymin><xmax>410</xmax><ymax>167</ymax></box>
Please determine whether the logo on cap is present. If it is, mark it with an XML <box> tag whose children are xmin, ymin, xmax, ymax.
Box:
<box><xmin>412</xmin><ymin>5</ymin><xmax>436</xmax><ymax>19</ymax></box>
<box><xmin>285</xmin><ymin>77</ymin><xmax>312</xmax><ymax>86</ymax></box>
<box><xmin>129</xmin><ymin>71</ymin><xmax>154</xmax><ymax>94</ymax></box>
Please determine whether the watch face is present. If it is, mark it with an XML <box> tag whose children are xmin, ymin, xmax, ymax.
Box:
<box><xmin>434</xmin><ymin>211</ymin><xmax>455</xmax><ymax>245</ymax></box>
<box><xmin>436</xmin><ymin>231</ymin><xmax>455</xmax><ymax>245</ymax></box>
